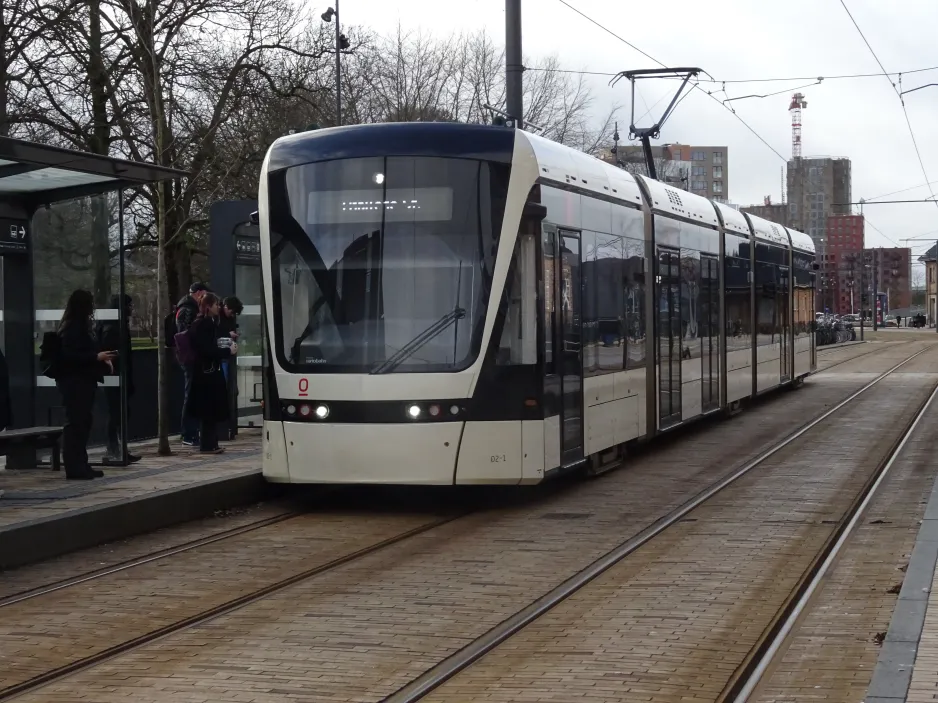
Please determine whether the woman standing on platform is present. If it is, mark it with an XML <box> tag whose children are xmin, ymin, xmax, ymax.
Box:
<box><xmin>185</xmin><ymin>293</ymin><xmax>237</xmax><ymax>454</ymax></box>
<box><xmin>57</xmin><ymin>290</ymin><xmax>116</xmax><ymax>480</ymax></box>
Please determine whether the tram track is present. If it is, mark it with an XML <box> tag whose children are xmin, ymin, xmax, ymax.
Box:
<box><xmin>814</xmin><ymin>339</ymin><xmax>896</xmax><ymax>372</ymax></box>
<box><xmin>0</xmin><ymin>339</ymin><xmax>896</xmax><ymax>611</ymax></box>
<box><xmin>385</xmin><ymin>343</ymin><xmax>937</xmax><ymax>701</ymax></box>
<box><xmin>720</xmin><ymin>377</ymin><xmax>938</xmax><ymax>703</ymax></box>
<box><xmin>0</xmin><ymin>512</ymin><xmax>467</xmax><ymax>701</ymax></box>
<box><xmin>0</xmin><ymin>509</ymin><xmax>303</xmax><ymax>608</ymax></box>
<box><xmin>2</xmin><ymin>342</ymin><xmax>930</xmax><ymax>702</ymax></box>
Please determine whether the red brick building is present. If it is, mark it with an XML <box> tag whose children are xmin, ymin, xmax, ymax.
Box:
<box><xmin>818</xmin><ymin>215</ymin><xmax>865</xmax><ymax>314</ymax></box>
<box><xmin>816</xmin><ymin>215</ymin><xmax>911</xmax><ymax>315</ymax></box>
<box><xmin>826</xmin><ymin>214</ymin><xmax>864</xmax><ymax>253</ymax></box>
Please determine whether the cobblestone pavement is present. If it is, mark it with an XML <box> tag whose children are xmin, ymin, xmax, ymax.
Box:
<box><xmin>752</xmin><ymin>347</ymin><xmax>938</xmax><ymax>703</ymax></box>
<box><xmin>0</xmin><ymin>429</ymin><xmax>262</xmax><ymax>529</ymax></box>
<box><xmin>423</xmin><ymin>363</ymin><xmax>934</xmax><ymax>702</ymax></box>
<box><xmin>5</xmin><ymin>340</ymin><xmax>933</xmax><ymax>703</ymax></box>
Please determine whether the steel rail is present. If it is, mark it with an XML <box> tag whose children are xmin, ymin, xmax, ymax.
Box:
<box><xmin>0</xmin><ymin>510</ymin><xmax>301</xmax><ymax>608</ymax></box>
<box><xmin>384</xmin><ymin>344</ymin><xmax>933</xmax><ymax>702</ymax></box>
<box><xmin>0</xmin><ymin>513</ymin><xmax>465</xmax><ymax>701</ymax></box>
<box><xmin>726</xmin><ymin>378</ymin><xmax>938</xmax><ymax>702</ymax></box>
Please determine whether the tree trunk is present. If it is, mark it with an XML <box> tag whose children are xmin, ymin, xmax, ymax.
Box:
<box><xmin>87</xmin><ymin>0</ymin><xmax>111</xmax><ymax>306</ymax></box>
<box><xmin>0</xmin><ymin>7</ymin><xmax>10</xmax><ymax>138</ymax></box>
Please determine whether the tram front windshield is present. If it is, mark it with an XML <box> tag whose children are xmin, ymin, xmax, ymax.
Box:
<box><xmin>268</xmin><ymin>155</ymin><xmax>506</xmax><ymax>374</ymax></box>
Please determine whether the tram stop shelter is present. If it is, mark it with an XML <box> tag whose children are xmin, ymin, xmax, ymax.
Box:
<box><xmin>0</xmin><ymin>136</ymin><xmax>186</xmax><ymax>469</ymax></box>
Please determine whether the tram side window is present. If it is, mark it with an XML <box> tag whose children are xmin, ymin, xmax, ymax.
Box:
<box><xmin>541</xmin><ymin>185</ymin><xmax>581</xmax><ymax>230</ymax></box>
<box><xmin>623</xmin><ymin>237</ymin><xmax>646</xmax><ymax>370</ymax></box>
<box><xmin>724</xmin><ymin>255</ymin><xmax>751</xmax><ymax>350</ymax></box>
<box><xmin>793</xmin><ymin>252</ymin><xmax>814</xmax><ymax>337</ymax></box>
<box><xmin>679</xmin><ymin>249</ymin><xmax>702</xmax><ymax>360</ymax></box>
<box><xmin>755</xmin><ymin>259</ymin><xmax>780</xmax><ymax>345</ymax></box>
<box><xmin>581</xmin><ymin>230</ymin><xmax>599</xmax><ymax>375</ymax></box>
<box><xmin>582</xmin><ymin>231</ymin><xmax>626</xmax><ymax>375</ymax></box>
<box><xmin>496</xmin><ymin>232</ymin><xmax>538</xmax><ymax>366</ymax></box>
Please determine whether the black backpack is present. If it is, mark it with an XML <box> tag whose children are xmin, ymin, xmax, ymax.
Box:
<box><xmin>164</xmin><ymin>305</ymin><xmax>179</xmax><ymax>347</ymax></box>
<box><xmin>39</xmin><ymin>331</ymin><xmax>61</xmax><ymax>379</ymax></box>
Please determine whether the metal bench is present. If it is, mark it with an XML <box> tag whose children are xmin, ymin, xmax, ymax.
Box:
<box><xmin>0</xmin><ymin>426</ymin><xmax>64</xmax><ymax>471</ymax></box>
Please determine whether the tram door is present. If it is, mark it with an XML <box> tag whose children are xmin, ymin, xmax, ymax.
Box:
<box><xmin>558</xmin><ymin>231</ymin><xmax>584</xmax><ymax>466</ymax></box>
<box><xmin>779</xmin><ymin>265</ymin><xmax>791</xmax><ymax>383</ymax></box>
<box><xmin>657</xmin><ymin>248</ymin><xmax>682</xmax><ymax>428</ymax></box>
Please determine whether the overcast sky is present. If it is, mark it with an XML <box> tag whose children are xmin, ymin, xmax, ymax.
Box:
<box><xmin>341</xmin><ymin>0</ymin><xmax>938</xmax><ymax>264</ymax></box>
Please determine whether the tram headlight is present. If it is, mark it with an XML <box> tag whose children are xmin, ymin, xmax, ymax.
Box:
<box><xmin>407</xmin><ymin>404</ymin><xmax>421</xmax><ymax>419</ymax></box>
<box><xmin>428</xmin><ymin>404</ymin><xmax>441</xmax><ymax>417</ymax></box>
<box><xmin>286</xmin><ymin>404</ymin><xmax>297</xmax><ymax>416</ymax></box>
<box><xmin>298</xmin><ymin>404</ymin><xmax>312</xmax><ymax>418</ymax></box>
<box><xmin>314</xmin><ymin>404</ymin><xmax>330</xmax><ymax>419</ymax></box>
<box><xmin>373</xmin><ymin>172</ymin><xmax>385</xmax><ymax>185</ymax></box>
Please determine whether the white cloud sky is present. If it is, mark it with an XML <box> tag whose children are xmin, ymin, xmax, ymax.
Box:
<box><xmin>339</xmin><ymin>0</ymin><xmax>938</xmax><ymax>261</ymax></box>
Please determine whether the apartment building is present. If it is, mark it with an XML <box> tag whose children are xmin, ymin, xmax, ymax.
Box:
<box><xmin>600</xmin><ymin>143</ymin><xmax>729</xmax><ymax>202</ymax></box>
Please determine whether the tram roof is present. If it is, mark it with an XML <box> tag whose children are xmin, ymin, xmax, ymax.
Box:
<box><xmin>0</xmin><ymin>136</ymin><xmax>186</xmax><ymax>209</ymax></box>
<box><xmin>713</xmin><ymin>201</ymin><xmax>750</xmax><ymax>236</ymax></box>
<box><xmin>744</xmin><ymin>211</ymin><xmax>790</xmax><ymax>247</ymax></box>
<box><xmin>787</xmin><ymin>227</ymin><xmax>816</xmax><ymax>254</ymax></box>
<box><xmin>266</xmin><ymin>122</ymin><xmax>517</xmax><ymax>172</ymax></box>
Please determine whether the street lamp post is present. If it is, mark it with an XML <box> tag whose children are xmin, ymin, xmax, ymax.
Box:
<box><xmin>321</xmin><ymin>3</ymin><xmax>350</xmax><ymax>126</ymax></box>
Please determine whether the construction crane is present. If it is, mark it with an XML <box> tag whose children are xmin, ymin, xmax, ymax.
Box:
<box><xmin>789</xmin><ymin>92</ymin><xmax>807</xmax><ymax>159</ymax></box>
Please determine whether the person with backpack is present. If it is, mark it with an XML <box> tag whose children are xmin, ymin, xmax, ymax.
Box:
<box><xmin>97</xmin><ymin>294</ymin><xmax>140</xmax><ymax>465</ymax></box>
<box><xmin>182</xmin><ymin>293</ymin><xmax>237</xmax><ymax>453</ymax></box>
<box><xmin>170</xmin><ymin>282</ymin><xmax>210</xmax><ymax>446</ymax></box>
<box><xmin>54</xmin><ymin>290</ymin><xmax>117</xmax><ymax>479</ymax></box>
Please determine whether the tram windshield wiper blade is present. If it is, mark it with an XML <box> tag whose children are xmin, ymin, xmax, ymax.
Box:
<box><xmin>370</xmin><ymin>307</ymin><xmax>466</xmax><ymax>375</ymax></box>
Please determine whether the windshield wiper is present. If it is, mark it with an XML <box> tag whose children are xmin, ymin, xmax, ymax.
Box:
<box><xmin>369</xmin><ymin>306</ymin><xmax>467</xmax><ymax>375</ymax></box>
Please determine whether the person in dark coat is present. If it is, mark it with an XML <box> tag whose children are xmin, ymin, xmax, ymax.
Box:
<box><xmin>185</xmin><ymin>293</ymin><xmax>237</xmax><ymax>454</ymax></box>
<box><xmin>97</xmin><ymin>294</ymin><xmax>140</xmax><ymax>464</ymax></box>
<box><xmin>57</xmin><ymin>290</ymin><xmax>117</xmax><ymax>479</ymax></box>
<box><xmin>176</xmin><ymin>282</ymin><xmax>210</xmax><ymax>446</ymax></box>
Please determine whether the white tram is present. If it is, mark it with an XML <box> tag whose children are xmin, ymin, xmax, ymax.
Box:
<box><xmin>256</xmin><ymin>123</ymin><xmax>817</xmax><ymax>485</ymax></box>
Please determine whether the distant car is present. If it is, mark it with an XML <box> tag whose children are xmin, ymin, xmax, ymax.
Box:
<box><xmin>842</xmin><ymin>314</ymin><xmax>860</xmax><ymax>324</ymax></box>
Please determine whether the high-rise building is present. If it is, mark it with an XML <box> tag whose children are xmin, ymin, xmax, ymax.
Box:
<box><xmin>786</xmin><ymin>157</ymin><xmax>851</xmax><ymax>252</ymax></box>
<box><xmin>600</xmin><ymin>143</ymin><xmax>729</xmax><ymax>202</ymax></box>
<box><xmin>670</xmin><ymin>144</ymin><xmax>729</xmax><ymax>202</ymax></box>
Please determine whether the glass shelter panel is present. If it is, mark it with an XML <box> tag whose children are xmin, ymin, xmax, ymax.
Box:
<box><xmin>32</xmin><ymin>192</ymin><xmax>128</xmax><ymax>464</ymax></box>
<box><xmin>234</xmin><ymin>221</ymin><xmax>263</xmax><ymax>427</ymax></box>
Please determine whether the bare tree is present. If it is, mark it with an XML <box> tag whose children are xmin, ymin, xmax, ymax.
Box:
<box><xmin>339</xmin><ymin>27</ymin><xmax>617</xmax><ymax>147</ymax></box>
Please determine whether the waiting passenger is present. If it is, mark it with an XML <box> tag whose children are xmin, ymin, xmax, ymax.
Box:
<box><xmin>175</xmin><ymin>282</ymin><xmax>210</xmax><ymax>447</ymax></box>
<box><xmin>184</xmin><ymin>293</ymin><xmax>237</xmax><ymax>454</ymax></box>
<box><xmin>57</xmin><ymin>290</ymin><xmax>117</xmax><ymax>480</ymax></box>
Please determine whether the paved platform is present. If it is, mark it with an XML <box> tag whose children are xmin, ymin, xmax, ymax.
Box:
<box><xmin>869</xmin><ymin>450</ymin><xmax>938</xmax><ymax>703</ymax></box>
<box><xmin>0</xmin><ymin>430</ymin><xmax>269</xmax><ymax>570</ymax></box>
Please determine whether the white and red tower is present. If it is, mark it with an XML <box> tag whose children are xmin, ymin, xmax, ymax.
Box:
<box><xmin>789</xmin><ymin>92</ymin><xmax>807</xmax><ymax>159</ymax></box>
